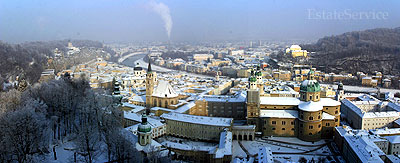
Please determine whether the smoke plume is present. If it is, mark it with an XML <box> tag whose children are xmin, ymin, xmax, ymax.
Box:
<box><xmin>148</xmin><ymin>0</ymin><xmax>173</xmax><ymax>39</ymax></box>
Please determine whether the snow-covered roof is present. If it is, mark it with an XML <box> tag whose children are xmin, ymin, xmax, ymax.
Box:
<box><xmin>161</xmin><ymin>141</ymin><xmax>214</xmax><ymax>152</ymax></box>
<box><xmin>152</xmin><ymin>80</ymin><xmax>178</xmax><ymax>98</ymax></box>
<box><xmin>298</xmin><ymin>101</ymin><xmax>323</xmax><ymax>112</ymax></box>
<box><xmin>232</xmin><ymin>125</ymin><xmax>256</xmax><ymax>130</ymax></box>
<box><xmin>343</xmin><ymin>135</ymin><xmax>385</xmax><ymax>163</ymax></box>
<box><xmin>212</xmin><ymin>130</ymin><xmax>232</xmax><ymax>158</ymax></box>
<box><xmin>319</xmin><ymin>98</ymin><xmax>341</xmax><ymax>106</ymax></box>
<box><xmin>200</xmin><ymin>91</ymin><xmax>246</xmax><ymax>103</ymax></box>
<box><xmin>174</xmin><ymin>101</ymin><xmax>195</xmax><ymax>113</ymax></box>
<box><xmin>258</xmin><ymin>147</ymin><xmax>273</xmax><ymax>163</ymax></box>
<box><xmin>260</xmin><ymin>110</ymin><xmax>298</xmax><ymax>119</ymax></box>
<box><xmin>124</xmin><ymin>111</ymin><xmax>142</xmax><ymax>122</ymax></box>
<box><xmin>160</xmin><ymin>112</ymin><xmax>232</xmax><ymax>127</ymax></box>
<box><xmin>322</xmin><ymin>112</ymin><xmax>335</xmax><ymax>120</ymax></box>
<box><xmin>260</xmin><ymin>97</ymin><xmax>300</xmax><ymax>106</ymax></box>
<box><xmin>384</xmin><ymin>135</ymin><xmax>400</xmax><ymax>144</ymax></box>
<box><xmin>122</xmin><ymin>103</ymin><xmax>145</xmax><ymax>112</ymax></box>
<box><xmin>130</xmin><ymin>95</ymin><xmax>146</xmax><ymax>103</ymax></box>
<box><xmin>290</xmin><ymin>45</ymin><xmax>301</xmax><ymax>49</ymax></box>
<box><xmin>342</xmin><ymin>99</ymin><xmax>400</xmax><ymax>118</ymax></box>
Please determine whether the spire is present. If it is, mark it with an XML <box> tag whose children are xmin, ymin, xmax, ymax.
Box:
<box><xmin>147</xmin><ymin>59</ymin><xmax>152</xmax><ymax>72</ymax></box>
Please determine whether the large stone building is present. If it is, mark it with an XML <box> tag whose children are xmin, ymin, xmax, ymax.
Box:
<box><xmin>192</xmin><ymin>91</ymin><xmax>247</xmax><ymax>119</ymax></box>
<box><xmin>285</xmin><ymin>45</ymin><xmax>308</xmax><ymax>58</ymax></box>
<box><xmin>341</xmin><ymin>94</ymin><xmax>400</xmax><ymax>130</ymax></box>
<box><xmin>160</xmin><ymin>112</ymin><xmax>233</xmax><ymax>141</ymax></box>
<box><xmin>247</xmin><ymin>70</ymin><xmax>341</xmax><ymax>142</ymax></box>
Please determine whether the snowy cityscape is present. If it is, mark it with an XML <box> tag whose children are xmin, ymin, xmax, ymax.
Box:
<box><xmin>1</xmin><ymin>0</ymin><xmax>400</xmax><ymax>163</ymax></box>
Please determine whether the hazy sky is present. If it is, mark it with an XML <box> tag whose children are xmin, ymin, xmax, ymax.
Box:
<box><xmin>1</xmin><ymin>0</ymin><xmax>400</xmax><ymax>43</ymax></box>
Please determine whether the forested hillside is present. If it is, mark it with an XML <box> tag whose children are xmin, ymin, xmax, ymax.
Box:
<box><xmin>302</xmin><ymin>27</ymin><xmax>400</xmax><ymax>75</ymax></box>
<box><xmin>0</xmin><ymin>40</ymin><xmax>112</xmax><ymax>88</ymax></box>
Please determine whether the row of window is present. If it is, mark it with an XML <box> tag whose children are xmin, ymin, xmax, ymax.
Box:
<box><xmin>271</xmin><ymin>121</ymin><xmax>294</xmax><ymax>125</ymax></box>
<box><xmin>272</xmin><ymin>127</ymin><xmax>295</xmax><ymax>131</ymax></box>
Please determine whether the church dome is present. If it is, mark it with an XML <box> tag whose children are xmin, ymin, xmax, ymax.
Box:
<box><xmin>138</xmin><ymin>114</ymin><xmax>152</xmax><ymax>133</ymax></box>
<box><xmin>249</xmin><ymin>76</ymin><xmax>257</xmax><ymax>82</ymax></box>
<box><xmin>256</xmin><ymin>71</ymin><xmax>262</xmax><ymax>76</ymax></box>
<box><xmin>300</xmin><ymin>80</ymin><xmax>320</xmax><ymax>92</ymax></box>
<box><xmin>300</xmin><ymin>70</ymin><xmax>320</xmax><ymax>92</ymax></box>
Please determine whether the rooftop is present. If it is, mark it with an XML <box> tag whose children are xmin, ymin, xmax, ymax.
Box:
<box><xmin>260</xmin><ymin>110</ymin><xmax>298</xmax><ymax>119</ymax></box>
<box><xmin>161</xmin><ymin>112</ymin><xmax>232</xmax><ymax>127</ymax></box>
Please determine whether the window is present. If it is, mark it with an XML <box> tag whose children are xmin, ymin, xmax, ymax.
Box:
<box><xmin>326</xmin><ymin>123</ymin><xmax>330</xmax><ymax>126</ymax></box>
<box><xmin>310</xmin><ymin>96</ymin><xmax>312</xmax><ymax>100</ymax></box>
<box><xmin>318</xmin><ymin>124</ymin><xmax>321</xmax><ymax>128</ymax></box>
<box><xmin>282</xmin><ymin>121</ymin><xmax>286</xmax><ymax>125</ymax></box>
<box><xmin>316</xmin><ymin>95</ymin><xmax>318</xmax><ymax>99</ymax></box>
<box><xmin>282</xmin><ymin>128</ymin><xmax>285</xmax><ymax>130</ymax></box>
<box><xmin>300</xmin><ymin>124</ymin><xmax>303</xmax><ymax>127</ymax></box>
<box><xmin>335</xmin><ymin>119</ymin><xmax>338</xmax><ymax>122</ymax></box>
<box><xmin>300</xmin><ymin>115</ymin><xmax>303</xmax><ymax>119</ymax></box>
<box><xmin>326</xmin><ymin>108</ymin><xmax>328</xmax><ymax>110</ymax></box>
<box><xmin>272</xmin><ymin>121</ymin><xmax>276</xmax><ymax>125</ymax></box>
<box><xmin>335</xmin><ymin>111</ymin><xmax>338</xmax><ymax>114</ymax></box>
<box><xmin>309</xmin><ymin>116</ymin><xmax>314</xmax><ymax>120</ymax></box>
<box><xmin>291</xmin><ymin>128</ymin><xmax>295</xmax><ymax>131</ymax></box>
<box><xmin>309</xmin><ymin>133</ymin><xmax>312</xmax><ymax>135</ymax></box>
<box><xmin>309</xmin><ymin>125</ymin><xmax>313</xmax><ymax>129</ymax></box>
<box><xmin>272</xmin><ymin>128</ymin><xmax>276</xmax><ymax>130</ymax></box>
<box><xmin>291</xmin><ymin>121</ymin><xmax>294</xmax><ymax>125</ymax></box>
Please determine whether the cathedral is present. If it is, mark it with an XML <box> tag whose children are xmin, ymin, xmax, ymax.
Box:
<box><xmin>246</xmin><ymin>70</ymin><xmax>341</xmax><ymax>142</ymax></box>
<box><xmin>145</xmin><ymin>61</ymin><xmax>179</xmax><ymax>111</ymax></box>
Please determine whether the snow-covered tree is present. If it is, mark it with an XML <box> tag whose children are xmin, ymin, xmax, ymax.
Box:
<box><xmin>0</xmin><ymin>107</ymin><xmax>49</xmax><ymax>162</ymax></box>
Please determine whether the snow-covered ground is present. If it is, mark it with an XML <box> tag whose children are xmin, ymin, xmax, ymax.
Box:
<box><xmin>263</xmin><ymin>136</ymin><xmax>327</xmax><ymax>146</ymax></box>
<box><xmin>156</xmin><ymin>136</ymin><xmax>217</xmax><ymax>149</ymax></box>
<box><xmin>273</xmin><ymin>154</ymin><xmax>333</xmax><ymax>163</ymax></box>
<box><xmin>45</xmin><ymin>141</ymin><xmax>108</xmax><ymax>163</ymax></box>
<box><xmin>236</xmin><ymin>137</ymin><xmax>334</xmax><ymax>163</ymax></box>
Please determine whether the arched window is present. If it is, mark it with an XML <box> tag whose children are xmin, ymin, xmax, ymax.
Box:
<box><xmin>154</xmin><ymin>99</ymin><xmax>157</xmax><ymax>106</ymax></box>
<box><xmin>165</xmin><ymin>101</ymin><xmax>168</xmax><ymax>107</ymax></box>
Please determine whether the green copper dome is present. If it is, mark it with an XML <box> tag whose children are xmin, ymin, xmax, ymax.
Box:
<box><xmin>249</xmin><ymin>76</ymin><xmax>257</xmax><ymax>82</ymax></box>
<box><xmin>300</xmin><ymin>80</ymin><xmax>321</xmax><ymax>92</ymax></box>
<box><xmin>138</xmin><ymin>114</ymin><xmax>152</xmax><ymax>133</ymax></box>
<box><xmin>256</xmin><ymin>71</ymin><xmax>262</xmax><ymax>76</ymax></box>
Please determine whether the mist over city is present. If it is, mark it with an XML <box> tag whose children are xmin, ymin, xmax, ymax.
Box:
<box><xmin>1</xmin><ymin>0</ymin><xmax>400</xmax><ymax>163</ymax></box>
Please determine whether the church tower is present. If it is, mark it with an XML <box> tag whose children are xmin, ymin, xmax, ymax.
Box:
<box><xmin>138</xmin><ymin>113</ymin><xmax>152</xmax><ymax>146</ymax></box>
<box><xmin>255</xmin><ymin>66</ymin><xmax>264</xmax><ymax>95</ymax></box>
<box><xmin>146</xmin><ymin>60</ymin><xmax>156</xmax><ymax>113</ymax></box>
<box><xmin>247</xmin><ymin>69</ymin><xmax>260</xmax><ymax>130</ymax></box>
<box><xmin>335</xmin><ymin>82</ymin><xmax>344</xmax><ymax>101</ymax></box>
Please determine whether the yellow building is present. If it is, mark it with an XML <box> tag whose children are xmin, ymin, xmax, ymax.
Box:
<box><xmin>247</xmin><ymin>70</ymin><xmax>341</xmax><ymax>142</ymax></box>
<box><xmin>285</xmin><ymin>45</ymin><xmax>308</xmax><ymax>58</ymax></box>
<box><xmin>145</xmin><ymin>61</ymin><xmax>180</xmax><ymax>110</ymax></box>
<box><xmin>161</xmin><ymin>112</ymin><xmax>233</xmax><ymax>141</ymax></box>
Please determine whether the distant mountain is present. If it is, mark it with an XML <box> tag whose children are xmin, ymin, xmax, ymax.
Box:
<box><xmin>302</xmin><ymin>27</ymin><xmax>400</xmax><ymax>75</ymax></box>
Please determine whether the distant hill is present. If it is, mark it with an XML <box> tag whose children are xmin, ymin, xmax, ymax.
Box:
<box><xmin>0</xmin><ymin>40</ymin><xmax>107</xmax><ymax>86</ymax></box>
<box><xmin>302</xmin><ymin>27</ymin><xmax>400</xmax><ymax>75</ymax></box>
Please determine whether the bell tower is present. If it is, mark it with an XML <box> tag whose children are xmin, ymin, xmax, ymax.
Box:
<box><xmin>247</xmin><ymin>69</ymin><xmax>260</xmax><ymax>130</ymax></box>
<box><xmin>335</xmin><ymin>82</ymin><xmax>344</xmax><ymax>101</ymax></box>
<box><xmin>146</xmin><ymin>60</ymin><xmax>156</xmax><ymax>113</ymax></box>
